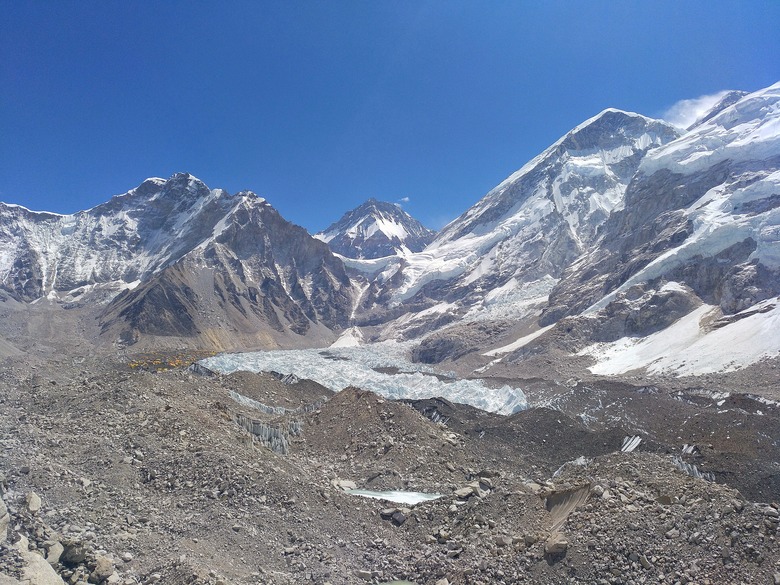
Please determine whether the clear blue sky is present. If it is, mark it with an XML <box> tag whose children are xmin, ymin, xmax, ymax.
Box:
<box><xmin>2</xmin><ymin>1</ymin><xmax>778</xmax><ymax>232</ymax></box>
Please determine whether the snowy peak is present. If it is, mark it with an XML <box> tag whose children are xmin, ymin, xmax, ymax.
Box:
<box><xmin>371</xmin><ymin>108</ymin><xmax>680</xmax><ymax>314</ymax></box>
<box><xmin>316</xmin><ymin>198</ymin><xmax>435</xmax><ymax>259</ymax></box>
<box><xmin>437</xmin><ymin>109</ymin><xmax>679</xmax><ymax>245</ymax></box>
<box><xmin>0</xmin><ymin>173</ymin><xmax>267</xmax><ymax>303</ymax></box>
<box><xmin>561</xmin><ymin>108</ymin><xmax>675</xmax><ymax>151</ymax></box>
<box><xmin>687</xmin><ymin>90</ymin><xmax>749</xmax><ymax>130</ymax></box>
<box><xmin>543</xmin><ymin>83</ymin><xmax>780</xmax><ymax>325</ymax></box>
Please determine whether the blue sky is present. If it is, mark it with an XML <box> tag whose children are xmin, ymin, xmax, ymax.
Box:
<box><xmin>2</xmin><ymin>1</ymin><xmax>779</xmax><ymax>232</ymax></box>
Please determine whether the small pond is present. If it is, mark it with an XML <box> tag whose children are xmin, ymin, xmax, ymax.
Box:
<box><xmin>346</xmin><ymin>489</ymin><xmax>442</xmax><ymax>506</ymax></box>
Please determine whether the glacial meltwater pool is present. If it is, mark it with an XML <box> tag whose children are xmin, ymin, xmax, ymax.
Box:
<box><xmin>345</xmin><ymin>489</ymin><xmax>443</xmax><ymax>505</ymax></box>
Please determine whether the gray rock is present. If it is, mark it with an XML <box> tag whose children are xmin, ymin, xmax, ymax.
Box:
<box><xmin>454</xmin><ymin>486</ymin><xmax>473</xmax><ymax>499</ymax></box>
<box><xmin>0</xmin><ymin>497</ymin><xmax>9</xmax><ymax>543</ymax></box>
<box><xmin>544</xmin><ymin>534</ymin><xmax>568</xmax><ymax>556</ymax></box>
<box><xmin>26</xmin><ymin>492</ymin><xmax>42</xmax><ymax>514</ymax></box>
<box><xmin>331</xmin><ymin>479</ymin><xmax>357</xmax><ymax>491</ymax></box>
<box><xmin>61</xmin><ymin>542</ymin><xmax>87</xmax><ymax>567</ymax></box>
<box><xmin>12</xmin><ymin>535</ymin><xmax>65</xmax><ymax>585</ymax></box>
<box><xmin>494</xmin><ymin>535</ymin><xmax>513</xmax><ymax>547</ymax></box>
<box><xmin>45</xmin><ymin>541</ymin><xmax>64</xmax><ymax>566</ymax></box>
<box><xmin>88</xmin><ymin>555</ymin><xmax>114</xmax><ymax>583</ymax></box>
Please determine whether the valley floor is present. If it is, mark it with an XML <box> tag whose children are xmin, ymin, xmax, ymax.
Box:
<box><xmin>1</xmin><ymin>349</ymin><xmax>779</xmax><ymax>584</ymax></box>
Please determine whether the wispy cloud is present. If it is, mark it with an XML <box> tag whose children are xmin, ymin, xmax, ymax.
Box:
<box><xmin>397</xmin><ymin>196</ymin><xmax>410</xmax><ymax>203</ymax></box>
<box><xmin>662</xmin><ymin>90</ymin><xmax>730</xmax><ymax>129</ymax></box>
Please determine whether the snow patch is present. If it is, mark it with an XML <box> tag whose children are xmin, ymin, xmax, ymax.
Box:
<box><xmin>330</xmin><ymin>327</ymin><xmax>364</xmax><ymax>348</ymax></box>
<box><xmin>580</xmin><ymin>300</ymin><xmax>780</xmax><ymax>376</ymax></box>
<box><xmin>484</xmin><ymin>324</ymin><xmax>555</xmax><ymax>357</ymax></box>
<box><xmin>346</xmin><ymin>490</ymin><xmax>442</xmax><ymax>505</ymax></box>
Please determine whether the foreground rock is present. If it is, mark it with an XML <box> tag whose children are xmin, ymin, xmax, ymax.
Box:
<box><xmin>0</xmin><ymin>354</ymin><xmax>778</xmax><ymax>584</ymax></box>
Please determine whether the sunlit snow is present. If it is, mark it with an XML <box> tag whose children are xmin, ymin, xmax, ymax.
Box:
<box><xmin>579</xmin><ymin>300</ymin><xmax>780</xmax><ymax>376</ymax></box>
<box><xmin>641</xmin><ymin>83</ymin><xmax>780</xmax><ymax>177</ymax></box>
<box><xmin>484</xmin><ymin>324</ymin><xmax>555</xmax><ymax>357</ymax></box>
<box><xmin>201</xmin><ymin>342</ymin><xmax>527</xmax><ymax>415</ymax></box>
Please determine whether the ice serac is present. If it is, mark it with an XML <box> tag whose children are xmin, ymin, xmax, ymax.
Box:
<box><xmin>542</xmin><ymin>82</ymin><xmax>780</xmax><ymax>326</ymax></box>
<box><xmin>315</xmin><ymin>198</ymin><xmax>435</xmax><ymax>259</ymax></box>
<box><xmin>360</xmin><ymin>109</ymin><xmax>679</xmax><ymax>342</ymax></box>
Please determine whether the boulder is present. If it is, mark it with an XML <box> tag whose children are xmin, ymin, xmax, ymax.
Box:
<box><xmin>544</xmin><ymin>533</ymin><xmax>569</xmax><ymax>556</ymax></box>
<box><xmin>88</xmin><ymin>555</ymin><xmax>114</xmax><ymax>583</ymax></box>
<box><xmin>26</xmin><ymin>492</ymin><xmax>42</xmax><ymax>514</ymax></box>
<box><xmin>0</xmin><ymin>497</ymin><xmax>9</xmax><ymax>543</ymax></box>
<box><xmin>331</xmin><ymin>479</ymin><xmax>357</xmax><ymax>491</ymax></box>
<box><xmin>13</xmin><ymin>535</ymin><xmax>66</xmax><ymax>585</ymax></box>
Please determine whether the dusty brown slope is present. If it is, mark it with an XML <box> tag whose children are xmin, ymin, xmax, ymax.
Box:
<box><xmin>2</xmin><ymin>352</ymin><xmax>779</xmax><ymax>585</ymax></box>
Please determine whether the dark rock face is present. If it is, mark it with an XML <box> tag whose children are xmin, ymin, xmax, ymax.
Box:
<box><xmin>542</xmin><ymin>157</ymin><xmax>780</xmax><ymax>327</ymax></box>
<box><xmin>0</xmin><ymin>172</ymin><xmax>359</xmax><ymax>348</ymax></box>
<box><xmin>317</xmin><ymin>198</ymin><xmax>435</xmax><ymax>259</ymax></box>
<box><xmin>411</xmin><ymin>321</ymin><xmax>512</xmax><ymax>364</ymax></box>
<box><xmin>99</xmin><ymin>196</ymin><xmax>357</xmax><ymax>346</ymax></box>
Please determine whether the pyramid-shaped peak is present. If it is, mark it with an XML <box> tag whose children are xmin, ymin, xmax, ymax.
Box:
<box><xmin>316</xmin><ymin>198</ymin><xmax>435</xmax><ymax>259</ymax></box>
<box><xmin>562</xmin><ymin>108</ymin><xmax>679</xmax><ymax>151</ymax></box>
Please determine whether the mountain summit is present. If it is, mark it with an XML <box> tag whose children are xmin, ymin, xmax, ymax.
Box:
<box><xmin>315</xmin><ymin>198</ymin><xmax>435</xmax><ymax>259</ymax></box>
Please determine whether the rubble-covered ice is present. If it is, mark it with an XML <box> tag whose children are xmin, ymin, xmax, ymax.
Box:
<box><xmin>201</xmin><ymin>342</ymin><xmax>527</xmax><ymax>415</ymax></box>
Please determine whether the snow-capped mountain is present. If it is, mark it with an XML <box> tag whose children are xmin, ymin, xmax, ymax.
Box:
<box><xmin>472</xmin><ymin>82</ymin><xmax>780</xmax><ymax>376</ymax></box>
<box><xmin>355</xmin><ymin>109</ymin><xmax>680</xmax><ymax>339</ymax></box>
<box><xmin>1</xmin><ymin>82</ymin><xmax>778</xmax><ymax>371</ymax></box>
<box><xmin>542</xmin><ymin>81</ymin><xmax>780</xmax><ymax>325</ymax></box>
<box><xmin>0</xmin><ymin>173</ymin><xmax>236</xmax><ymax>302</ymax></box>
<box><xmin>0</xmin><ymin>173</ymin><xmax>359</xmax><ymax>349</ymax></box>
<box><xmin>356</xmin><ymin>84</ymin><xmax>780</xmax><ymax>373</ymax></box>
<box><xmin>315</xmin><ymin>198</ymin><xmax>435</xmax><ymax>259</ymax></box>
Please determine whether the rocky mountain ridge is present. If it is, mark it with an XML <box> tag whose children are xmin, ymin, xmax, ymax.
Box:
<box><xmin>1</xmin><ymin>173</ymin><xmax>360</xmax><ymax>351</ymax></box>
<box><xmin>1</xmin><ymin>83</ymin><xmax>779</xmax><ymax>373</ymax></box>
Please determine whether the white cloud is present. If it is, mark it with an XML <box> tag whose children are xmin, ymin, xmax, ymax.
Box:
<box><xmin>662</xmin><ymin>90</ymin><xmax>731</xmax><ymax>129</ymax></box>
<box><xmin>398</xmin><ymin>196</ymin><xmax>410</xmax><ymax>203</ymax></box>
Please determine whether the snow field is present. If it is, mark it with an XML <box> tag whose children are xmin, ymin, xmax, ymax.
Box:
<box><xmin>579</xmin><ymin>299</ymin><xmax>780</xmax><ymax>376</ymax></box>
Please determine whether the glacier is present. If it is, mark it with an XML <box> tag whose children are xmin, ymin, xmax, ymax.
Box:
<box><xmin>200</xmin><ymin>342</ymin><xmax>527</xmax><ymax>415</ymax></box>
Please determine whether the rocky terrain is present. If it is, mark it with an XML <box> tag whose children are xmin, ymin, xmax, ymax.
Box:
<box><xmin>1</xmin><ymin>344</ymin><xmax>778</xmax><ymax>584</ymax></box>
<box><xmin>1</xmin><ymin>82</ymin><xmax>779</xmax><ymax>584</ymax></box>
